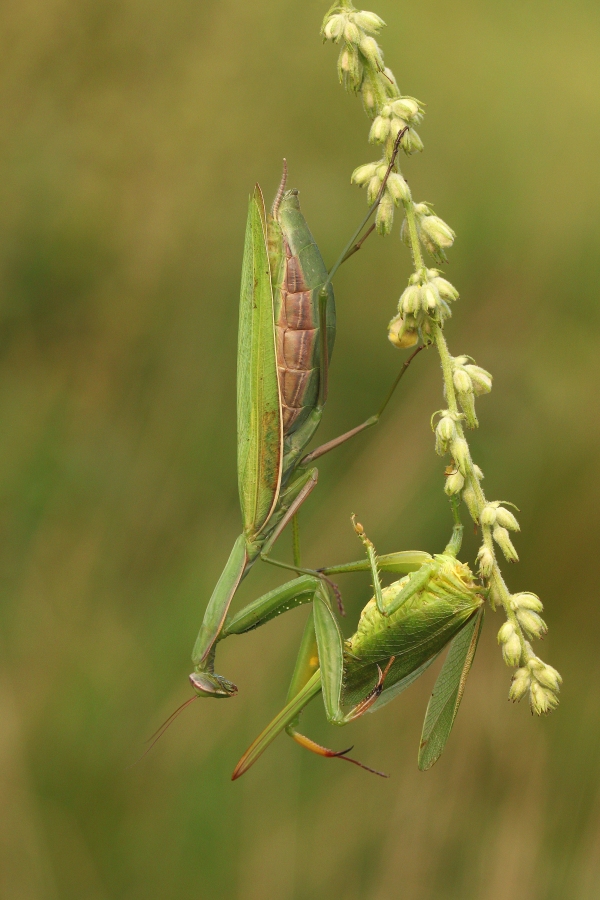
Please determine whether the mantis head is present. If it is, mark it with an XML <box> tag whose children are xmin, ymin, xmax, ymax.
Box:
<box><xmin>189</xmin><ymin>671</ymin><xmax>238</xmax><ymax>698</ymax></box>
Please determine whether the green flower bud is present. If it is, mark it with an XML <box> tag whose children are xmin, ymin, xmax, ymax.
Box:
<box><xmin>480</xmin><ymin>505</ymin><xmax>497</xmax><ymax>527</ymax></box>
<box><xmin>390</xmin><ymin>118</ymin><xmax>409</xmax><ymax>141</ymax></box>
<box><xmin>529</xmin><ymin>680</ymin><xmax>559</xmax><ymax>715</ymax></box>
<box><xmin>375</xmin><ymin>192</ymin><xmax>394</xmax><ymax>235</ymax></box>
<box><xmin>369</xmin><ymin>114</ymin><xmax>390</xmax><ymax>143</ymax></box>
<box><xmin>401</xmin><ymin>127</ymin><xmax>424</xmax><ymax>155</ymax></box>
<box><xmin>444</xmin><ymin>470</ymin><xmax>465</xmax><ymax>496</ymax></box>
<box><xmin>436</xmin><ymin>414</ymin><xmax>456</xmax><ymax>450</ymax></box>
<box><xmin>366</xmin><ymin>173</ymin><xmax>383</xmax><ymax>205</ymax></box>
<box><xmin>323</xmin><ymin>13</ymin><xmax>346</xmax><ymax>42</ymax></box>
<box><xmin>351</xmin><ymin>162</ymin><xmax>379</xmax><ymax>186</ymax></box>
<box><xmin>508</xmin><ymin>667</ymin><xmax>531</xmax><ymax>702</ymax></box>
<box><xmin>477</xmin><ymin>544</ymin><xmax>494</xmax><ymax>578</ymax></box>
<box><xmin>462</xmin><ymin>482</ymin><xmax>480</xmax><ymax>522</ymax></box>
<box><xmin>528</xmin><ymin>658</ymin><xmax>562</xmax><ymax>692</ymax></box>
<box><xmin>352</xmin><ymin>10</ymin><xmax>386</xmax><ymax>33</ymax></box>
<box><xmin>386</xmin><ymin>172</ymin><xmax>411</xmax><ymax>203</ymax></box>
<box><xmin>359</xmin><ymin>34</ymin><xmax>384</xmax><ymax>69</ymax></box>
<box><xmin>338</xmin><ymin>45</ymin><xmax>363</xmax><ymax>91</ymax></box>
<box><xmin>433</xmin><ymin>276</ymin><xmax>459</xmax><ymax>303</ymax></box>
<box><xmin>464</xmin><ymin>364</ymin><xmax>492</xmax><ymax>395</ymax></box>
<box><xmin>472</xmin><ymin>464</ymin><xmax>484</xmax><ymax>481</ymax></box>
<box><xmin>516</xmin><ymin>609</ymin><xmax>547</xmax><ymax>641</ymax></box>
<box><xmin>450</xmin><ymin>437</ymin><xmax>470</xmax><ymax>474</ymax></box>
<box><xmin>420</xmin><ymin>214</ymin><xmax>455</xmax><ymax>250</ymax></box>
<box><xmin>344</xmin><ymin>20</ymin><xmax>361</xmax><ymax>44</ymax></box>
<box><xmin>498</xmin><ymin>621</ymin><xmax>521</xmax><ymax>667</ymax></box>
<box><xmin>421</xmin><ymin>283</ymin><xmax>440</xmax><ymax>311</ymax></box>
<box><xmin>388</xmin><ymin>315</ymin><xmax>418</xmax><ymax>349</ymax></box>
<box><xmin>495</xmin><ymin>506</ymin><xmax>520</xmax><ymax>532</ymax></box>
<box><xmin>391</xmin><ymin>97</ymin><xmax>422</xmax><ymax>122</ymax></box>
<box><xmin>512</xmin><ymin>592</ymin><xmax>543</xmax><ymax>613</ymax></box>
<box><xmin>492</xmin><ymin>525</ymin><xmax>519</xmax><ymax>563</ymax></box>
<box><xmin>453</xmin><ymin>368</ymin><xmax>473</xmax><ymax>394</ymax></box>
<box><xmin>400</xmin><ymin>284</ymin><xmax>421</xmax><ymax>315</ymax></box>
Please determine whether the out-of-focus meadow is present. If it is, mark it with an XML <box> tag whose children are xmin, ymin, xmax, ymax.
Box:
<box><xmin>1</xmin><ymin>0</ymin><xmax>599</xmax><ymax>897</ymax></box>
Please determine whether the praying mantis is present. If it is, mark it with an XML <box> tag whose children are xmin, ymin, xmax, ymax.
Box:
<box><xmin>185</xmin><ymin>141</ymin><xmax>485</xmax><ymax>776</ymax></box>
<box><xmin>191</xmin><ymin>133</ymin><xmax>417</xmax><ymax>698</ymax></box>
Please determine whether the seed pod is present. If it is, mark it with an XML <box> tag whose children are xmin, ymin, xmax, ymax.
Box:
<box><xmin>351</xmin><ymin>162</ymin><xmax>379</xmax><ymax>186</ymax></box>
<box><xmin>477</xmin><ymin>544</ymin><xmax>494</xmax><ymax>578</ymax></box>
<box><xmin>492</xmin><ymin>525</ymin><xmax>519</xmax><ymax>563</ymax></box>
<box><xmin>529</xmin><ymin>680</ymin><xmax>559</xmax><ymax>715</ymax></box>
<box><xmin>353</xmin><ymin>11</ymin><xmax>386</xmax><ymax>33</ymax></box>
<box><xmin>323</xmin><ymin>13</ymin><xmax>345</xmax><ymax>41</ymax></box>
<box><xmin>495</xmin><ymin>507</ymin><xmax>520</xmax><ymax>532</ymax></box>
<box><xmin>480</xmin><ymin>505</ymin><xmax>497</xmax><ymax>527</ymax></box>
<box><xmin>508</xmin><ymin>667</ymin><xmax>531</xmax><ymax>702</ymax></box>
<box><xmin>512</xmin><ymin>592</ymin><xmax>543</xmax><ymax>613</ymax></box>
<box><xmin>498</xmin><ymin>622</ymin><xmax>521</xmax><ymax>666</ymax></box>
<box><xmin>516</xmin><ymin>609</ymin><xmax>547</xmax><ymax>641</ymax></box>
<box><xmin>529</xmin><ymin>658</ymin><xmax>562</xmax><ymax>692</ymax></box>
<box><xmin>444</xmin><ymin>470</ymin><xmax>465</xmax><ymax>496</ymax></box>
<box><xmin>386</xmin><ymin>172</ymin><xmax>411</xmax><ymax>203</ymax></box>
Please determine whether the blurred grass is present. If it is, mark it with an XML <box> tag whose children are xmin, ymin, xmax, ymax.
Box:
<box><xmin>0</xmin><ymin>0</ymin><xmax>599</xmax><ymax>897</ymax></box>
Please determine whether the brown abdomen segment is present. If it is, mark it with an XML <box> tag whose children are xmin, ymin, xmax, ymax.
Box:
<box><xmin>275</xmin><ymin>244</ymin><xmax>320</xmax><ymax>434</ymax></box>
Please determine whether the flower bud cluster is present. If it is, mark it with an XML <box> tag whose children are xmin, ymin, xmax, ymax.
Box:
<box><xmin>322</xmin><ymin>6</ymin><xmax>385</xmax><ymax>92</ymax></box>
<box><xmin>387</xmin><ymin>268</ymin><xmax>458</xmax><ymax>347</ymax></box>
<box><xmin>508</xmin><ymin>656</ymin><xmax>562</xmax><ymax>715</ymax></box>
<box><xmin>450</xmin><ymin>356</ymin><xmax>492</xmax><ymax>428</ymax></box>
<box><xmin>352</xmin><ymin>162</ymin><xmax>412</xmax><ymax>234</ymax></box>
<box><xmin>323</xmin><ymin>1</ymin><xmax>562</xmax><ymax>714</ymax></box>
<box><xmin>401</xmin><ymin>203</ymin><xmax>456</xmax><ymax>264</ymax></box>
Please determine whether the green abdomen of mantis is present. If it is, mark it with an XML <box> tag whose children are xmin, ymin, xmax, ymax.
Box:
<box><xmin>272</xmin><ymin>189</ymin><xmax>336</xmax><ymax>437</ymax></box>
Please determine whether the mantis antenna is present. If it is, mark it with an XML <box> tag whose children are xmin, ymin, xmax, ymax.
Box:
<box><xmin>271</xmin><ymin>158</ymin><xmax>288</xmax><ymax>217</ymax></box>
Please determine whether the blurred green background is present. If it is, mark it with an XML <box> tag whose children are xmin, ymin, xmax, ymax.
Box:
<box><xmin>1</xmin><ymin>0</ymin><xmax>599</xmax><ymax>897</ymax></box>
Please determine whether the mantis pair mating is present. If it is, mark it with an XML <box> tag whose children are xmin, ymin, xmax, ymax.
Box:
<box><xmin>185</xmin><ymin>134</ymin><xmax>484</xmax><ymax>777</ymax></box>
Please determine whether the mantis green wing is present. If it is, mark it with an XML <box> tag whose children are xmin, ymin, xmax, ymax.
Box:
<box><xmin>418</xmin><ymin>606</ymin><xmax>484</xmax><ymax>770</ymax></box>
<box><xmin>237</xmin><ymin>185</ymin><xmax>283</xmax><ymax>539</ymax></box>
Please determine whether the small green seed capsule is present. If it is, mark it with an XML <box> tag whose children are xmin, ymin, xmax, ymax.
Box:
<box><xmin>480</xmin><ymin>505</ymin><xmax>497</xmax><ymax>527</ymax></box>
<box><xmin>359</xmin><ymin>35</ymin><xmax>384</xmax><ymax>68</ymax></box>
<box><xmin>386</xmin><ymin>172</ymin><xmax>411</xmax><ymax>203</ymax></box>
<box><xmin>422</xmin><ymin>214</ymin><xmax>455</xmax><ymax>248</ymax></box>
<box><xmin>344</xmin><ymin>21</ymin><xmax>361</xmax><ymax>44</ymax></box>
<box><xmin>464</xmin><ymin>364</ymin><xmax>492</xmax><ymax>395</ymax></box>
<box><xmin>351</xmin><ymin>162</ymin><xmax>379</xmax><ymax>186</ymax></box>
<box><xmin>323</xmin><ymin>13</ymin><xmax>345</xmax><ymax>41</ymax></box>
<box><xmin>529</xmin><ymin>680</ymin><xmax>559</xmax><ymax>715</ymax></box>
<box><xmin>453</xmin><ymin>368</ymin><xmax>473</xmax><ymax>394</ymax></box>
<box><xmin>512</xmin><ymin>592</ymin><xmax>543</xmax><ymax>613</ymax></box>
<box><xmin>375</xmin><ymin>192</ymin><xmax>394</xmax><ymax>235</ymax></box>
<box><xmin>450</xmin><ymin>438</ymin><xmax>470</xmax><ymax>474</ymax></box>
<box><xmin>353</xmin><ymin>11</ymin><xmax>386</xmax><ymax>33</ymax></box>
<box><xmin>369</xmin><ymin>115</ymin><xmax>390</xmax><ymax>143</ymax></box>
<box><xmin>495</xmin><ymin>507</ymin><xmax>520</xmax><ymax>532</ymax></box>
<box><xmin>516</xmin><ymin>609</ymin><xmax>547</xmax><ymax>641</ymax></box>
<box><xmin>498</xmin><ymin>621</ymin><xmax>521</xmax><ymax>666</ymax></box>
<box><xmin>528</xmin><ymin>658</ymin><xmax>562</xmax><ymax>691</ymax></box>
<box><xmin>444</xmin><ymin>470</ymin><xmax>465</xmax><ymax>496</ymax></box>
<box><xmin>400</xmin><ymin>284</ymin><xmax>421</xmax><ymax>315</ymax></box>
<box><xmin>492</xmin><ymin>525</ymin><xmax>519</xmax><ymax>563</ymax></box>
<box><xmin>508</xmin><ymin>667</ymin><xmax>531</xmax><ymax>702</ymax></box>
<box><xmin>477</xmin><ymin>544</ymin><xmax>494</xmax><ymax>578</ymax></box>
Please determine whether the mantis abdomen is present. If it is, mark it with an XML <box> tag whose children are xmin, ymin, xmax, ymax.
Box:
<box><xmin>273</xmin><ymin>190</ymin><xmax>335</xmax><ymax>439</ymax></box>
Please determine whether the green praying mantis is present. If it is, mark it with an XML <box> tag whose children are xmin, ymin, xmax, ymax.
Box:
<box><xmin>183</xmin><ymin>139</ymin><xmax>485</xmax><ymax>777</ymax></box>
<box><xmin>191</xmin><ymin>133</ymin><xmax>416</xmax><ymax>698</ymax></box>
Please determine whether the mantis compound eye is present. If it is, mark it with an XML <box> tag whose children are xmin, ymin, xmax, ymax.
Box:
<box><xmin>189</xmin><ymin>671</ymin><xmax>238</xmax><ymax>698</ymax></box>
